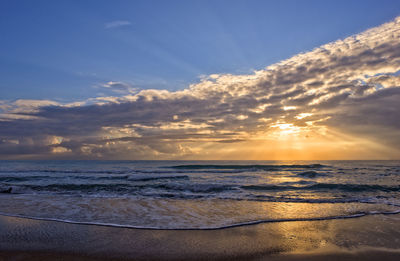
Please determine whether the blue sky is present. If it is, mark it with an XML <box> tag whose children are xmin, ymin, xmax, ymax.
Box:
<box><xmin>1</xmin><ymin>0</ymin><xmax>400</xmax><ymax>101</ymax></box>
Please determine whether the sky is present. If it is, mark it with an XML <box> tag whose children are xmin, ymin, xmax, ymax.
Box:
<box><xmin>0</xmin><ymin>0</ymin><xmax>400</xmax><ymax>160</ymax></box>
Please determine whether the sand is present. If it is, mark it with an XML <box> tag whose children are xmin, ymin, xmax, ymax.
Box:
<box><xmin>1</xmin><ymin>213</ymin><xmax>400</xmax><ymax>260</ymax></box>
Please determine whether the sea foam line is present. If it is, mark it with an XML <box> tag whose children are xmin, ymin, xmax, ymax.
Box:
<box><xmin>0</xmin><ymin>209</ymin><xmax>399</xmax><ymax>231</ymax></box>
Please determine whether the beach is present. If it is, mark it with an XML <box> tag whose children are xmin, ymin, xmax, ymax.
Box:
<box><xmin>1</xmin><ymin>161</ymin><xmax>400</xmax><ymax>260</ymax></box>
<box><xmin>1</xmin><ymin>213</ymin><xmax>400</xmax><ymax>261</ymax></box>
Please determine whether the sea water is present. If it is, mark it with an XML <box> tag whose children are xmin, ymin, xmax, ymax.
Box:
<box><xmin>0</xmin><ymin>160</ymin><xmax>399</xmax><ymax>229</ymax></box>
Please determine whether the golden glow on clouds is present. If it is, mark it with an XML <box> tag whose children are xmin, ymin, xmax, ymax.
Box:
<box><xmin>0</xmin><ymin>17</ymin><xmax>400</xmax><ymax>159</ymax></box>
<box><xmin>51</xmin><ymin>147</ymin><xmax>71</xmax><ymax>153</ymax></box>
<box><xmin>283</xmin><ymin>106</ymin><xmax>297</xmax><ymax>111</ymax></box>
<box><xmin>295</xmin><ymin>113</ymin><xmax>313</xmax><ymax>119</ymax></box>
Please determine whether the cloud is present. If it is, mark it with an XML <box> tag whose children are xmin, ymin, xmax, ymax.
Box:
<box><xmin>1</xmin><ymin>17</ymin><xmax>400</xmax><ymax>159</ymax></box>
<box><xmin>98</xmin><ymin>81</ymin><xmax>137</xmax><ymax>94</ymax></box>
<box><xmin>104</xmin><ymin>20</ymin><xmax>131</xmax><ymax>29</ymax></box>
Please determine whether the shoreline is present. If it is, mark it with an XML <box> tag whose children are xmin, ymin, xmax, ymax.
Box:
<box><xmin>1</xmin><ymin>213</ymin><xmax>400</xmax><ymax>260</ymax></box>
<box><xmin>0</xmin><ymin>209</ymin><xmax>399</xmax><ymax>231</ymax></box>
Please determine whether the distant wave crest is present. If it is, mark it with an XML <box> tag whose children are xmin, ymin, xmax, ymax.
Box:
<box><xmin>169</xmin><ymin>164</ymin><xmax>327</xmax><ymax>170</ymax></box>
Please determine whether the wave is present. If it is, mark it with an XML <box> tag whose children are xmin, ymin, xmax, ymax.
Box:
<box><xmin>0</xmin><ymin>175</ymin><xmax>53</xmax><ymax>182</ymax></box>
<box><xmin>6</xmin><ymin>181</ymin><xmax>399</xmax><ymax>195</ymax></box>
<box><xmin>90</xmin><ymin>174</ymin><xmax>189</xmax><ymax>182</ymax></box>
<box><xmin>4</xmin><ymin>185</ymin><xmax>394</xmax><ymax>205</ymax></box>
<box><xmin>0</xmin><ymin>168</ymin><xmax>249</xmax><ymax>176</ymax></box>
<box><xmin>296</xmin><ymin>171</ymin><xmax>323</xmax><ymax>178</ymax></box>
<box><xmin>0</xmin><ymin>174</ymin><xmax>189</xmax><ymax>183</ymax></box>
<box><xmin>20</xmin><ymin>183</ymin><xmax>133</xmax><ymax>193</ymax></box>
<box><xmin>5</xmin><ymin>181</ymin><xmax>232</xmax><ymax>194</ymax></box>
<box><xmin>0</xmin><ymin>169</ymin><xmax>129</xmax><ymax>174</ymax></box>
<box><xmin>169</xmin><ymin>164</ymin><xmax>327</xmax><ymax>171</ymax></box>
<box><xmin>0</xmin><ymin>208</ymin><xmax>399</xmax><ymax>231</ymax></box>
<box><xmin>140</xmin><ymin>183</ymin><xmax>233</xmax><ymax>193</ymax></box>
<box><xmin>242</xmin><ymin>183</ymin><xmax>400</xmax><ymax>192</ymax></box>
<box><xmin>127</xmin><ymin>175</ymin><xmax>189</xmax><ymax>182</ymax></box>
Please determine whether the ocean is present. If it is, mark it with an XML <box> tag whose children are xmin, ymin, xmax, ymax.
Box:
<box><xmin>0</xmin><ymin>160</ymin><xmax>399</xmax><ymax>229</ymax></box>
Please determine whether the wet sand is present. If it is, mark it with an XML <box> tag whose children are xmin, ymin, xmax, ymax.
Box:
<box><xmin>1</xmin><ymin>214</ymin><xmax>400</xmax><ymax>260</ymax></box>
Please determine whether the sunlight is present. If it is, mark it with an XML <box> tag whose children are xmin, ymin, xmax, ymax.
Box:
<box><xmin>295</xmin><ymin>113</ymin><xmax>313</xmax><ymax>119</ymax></box>
<box><xmin>283</xmin><ymin>106</ymin><xmax>297</xmax><ymax>111</ymax></box>
<box><xmin>270</xmin><ymin>122</ymin><xmax>302</xmax><ymax>136</ymax></box>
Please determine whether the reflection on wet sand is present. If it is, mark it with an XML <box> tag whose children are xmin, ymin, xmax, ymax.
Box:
<box><xmin>1</xmin><ymin>214</ymin><xmax>400</xmax><ymax>260</ymax></box>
